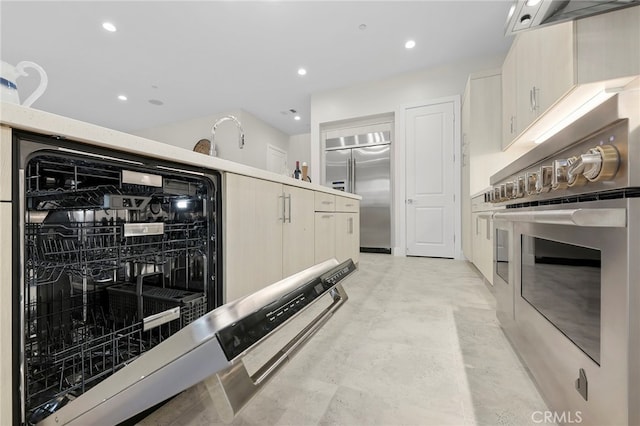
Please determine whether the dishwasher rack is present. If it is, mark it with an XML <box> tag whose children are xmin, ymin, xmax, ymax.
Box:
<box><xmin>20</xmin><ymin>147</ymin><xmax>220</xmax><ymax>425</ymax></box>
<box><xmin>25</xmin><ymin>219</ymin><xmax>208</xmax><ymax>285</ymax></box>
<box><xmin>23</xmin><ymin>219</ymin><xmax>210</xmax><ymax>423</ymax></box>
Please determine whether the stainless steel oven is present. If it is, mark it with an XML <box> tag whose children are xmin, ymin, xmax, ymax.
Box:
<box><xmin>488</xmin><ymin>89</ymin><xmax>640</xmax><ymax>426</ymax></box>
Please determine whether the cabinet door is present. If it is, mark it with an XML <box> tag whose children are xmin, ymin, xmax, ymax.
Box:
<box><xmin>472</xmin><ymin>213</ymin><xmax>493</xmax><ymax>284</ymax></box>
<box><xmin>576</xmin><ymin>6</ymin><xmax>640</xmax><ymax>83</ymax></box>
<box><xmin>314</xmin><ymin>212</ymin><xmax>336</xmax><ymax>263</ymax></box>
<box><xmin>537</xmin><ymin>21</ymin><xmax>575</xmax><ymax>115</ymax></box>
<box><xmin>501</xmin><ymin>47</ymin><xmax>518</xmax><ymax>149</ymax></box>
<box><xmin>0</xmin><ymin>126</ymin><xmax>11</xmax><ymax>202</ymax></box>
<box><xmin>0</xmin><ymin>203</ymin><xmax>12</xmax><ymax>425</ymax></box>
<box><xmin>282</xmin><ymin>185</ymin><xmax>315</xmax><ymax>277</ymax></box>
<box><xmin>225</xmin><ymin>174</ymin><xmax>283</xmax><ymax>302</ymax></box>
<box><xmin>335</xmin><ymin>212</ymin><xmax>359</xmax><ymax>264</ymax></box>
<box><xmin>515</xmin><ymin>30</ymin><xmax>539</xmax><ymax>134</ymax></box>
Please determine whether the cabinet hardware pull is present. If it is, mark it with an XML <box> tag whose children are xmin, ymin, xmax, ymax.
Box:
<box><xmin>287</xmin><ymin>194</ymin><xmax>292</xmax><ymax>223</ymax></box>
<box><xmin>529</xmin><ymin>88</ymin><xmax>534</xmax><ymax>112</ymax></box>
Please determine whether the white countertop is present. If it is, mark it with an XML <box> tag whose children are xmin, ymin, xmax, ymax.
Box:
<box><xmin>0</xmin><ymin>102</ymin><xmax>360</xmax><ymax>200</ymax></box>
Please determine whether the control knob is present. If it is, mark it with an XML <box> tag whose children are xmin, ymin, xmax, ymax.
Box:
<box><xmin>525</xmin><ymin>171</ymin><xmax>538</xmax><ymax>195</ymax></box>
<box><xmin>536</xmin><ymin>166</ymin><xmax>553</xmax><ymax>193</ymax></box>
<box><xmin>567</xmin><ymin>145</ymin><xmax>620</xmax><ymax>183</ymax></box>
<box><xmin>552</xmin><ymin>159</ymin><xmax>570</xmax><ymax>190</ymax></box>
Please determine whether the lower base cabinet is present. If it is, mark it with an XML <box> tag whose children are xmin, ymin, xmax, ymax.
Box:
<box><xmin>471</xmin><ymin>211</ymin><xmax>493</xmax><ymax>284</ymax></box>
<box><xmin>225</xmin><ymin>173</ymin><xmax>359</xmax><ymax>302</ymax></box>
<box><xmin>314</xmin><ymin>193</ymin><xmax>360</xmax><ymax>265</ymax></box>
<box><xmin>314</xmin><ymin>212</ymin><xmax>336</xmax><ymax>263</ymax></box>
<box><xmin>335</xmin><ymin>212</ymin><xmax>359</xmax><ymax>264</ymax></box>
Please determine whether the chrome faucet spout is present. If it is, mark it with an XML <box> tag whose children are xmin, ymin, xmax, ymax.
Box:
<box><xmin>210</xmin><ymin>115</ymin><xmax>245</xmax><ymax>155</ymax></box>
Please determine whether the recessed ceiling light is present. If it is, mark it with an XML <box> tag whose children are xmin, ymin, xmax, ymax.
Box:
<box><xmin>294</xmin><ymin>115</ymin><xmax>301</xmax><ymax>121</ymax></box>
<box><xmin>117</xmin><ymin>94</ymin><xmax>127</xmax><ymax>101</ymax></box>
<box><xmin>297</xmin><ymin>68</ymin><xmax>307</xmax><ymax>76</ymax></box>
<box><xmin>520</xmin><ymin>14</ymin><xmax>532</xmax><ymax>25</ymax></box>
<box><xmin>148</xmin><ymin>99</ymin><xmax>164</xmax><ymax>106</ymax></box>
<box><xmin>526</xmin><ymin>0</ymin><xmax>542</xmax><ymax>6</ymax></box>
<box><xmin>405</xmin><ymin>40</ymin><xmax>416</xmax><ymax>49</ymax></box>
<box><xmin>102</xmin><ymin>22</ymin><xmax>117</xmax><ymax>32</ymax></box>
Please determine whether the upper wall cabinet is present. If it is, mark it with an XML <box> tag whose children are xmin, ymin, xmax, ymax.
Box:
<box><xmin>501</xmin><ymin>47</ymin><xmax>518</xmax><ymax>147</ymax></box>
<box><xmin>576</xmin><ymin>6</ymin><xmax>640</xmax><ymax>84</ymax></box>
<box><xmin>503</xmin><ymin>21</ymin><xmax>575</xmax><ymax>149</ymax></box>
<box><xmin>502</xmin><ymin>6</ymin><xmax>640</xmax><ymax>149</ymax></box>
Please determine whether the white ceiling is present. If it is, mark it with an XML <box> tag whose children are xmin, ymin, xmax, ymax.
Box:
<box><xmin>1</xmin><ymin>1</ymin><xmax>514</xmax><ymax>135</ymax></box>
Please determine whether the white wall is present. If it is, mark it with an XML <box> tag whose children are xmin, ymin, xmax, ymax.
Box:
<box><xmin>310</xmin><ymin>53</ymin><xmax>507</xmax><ymax>257</ymax></box>
<box><xmin>132</xmin><ymin>109</ymin><xmax>289</xmax><ymax>171</ymax></box>
<box><xmin>287</xmin><ymin>133</ymin><xmax>311</xmax><ymax>179</ymax></box>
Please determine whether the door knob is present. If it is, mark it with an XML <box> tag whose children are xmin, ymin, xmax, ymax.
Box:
<box><xmin>407</xmin><ymin>199</ymin><xmax>414</xmax><ymax>204</ymax></box>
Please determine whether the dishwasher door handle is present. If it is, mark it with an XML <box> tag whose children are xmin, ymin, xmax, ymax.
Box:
<box><xmin>209</xmin><ymin>284</ymin><xmax>349</xmax><ymax>423</ymax></box>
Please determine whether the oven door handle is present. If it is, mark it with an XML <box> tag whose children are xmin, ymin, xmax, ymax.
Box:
<box><xmin>493</xmin><ymin>208</ymin><xmax>626</xmax><ymax>227</ymax></box>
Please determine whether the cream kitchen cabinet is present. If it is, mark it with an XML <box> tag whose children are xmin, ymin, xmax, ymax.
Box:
<box><xmin>502</xmin><ymin>6</ymin><xmax>640</xmax><ymax>148</ymax></box>
<box><xmin>282</xmin><ymin>185</ymin><xmax>315</xmax><ymax>277</ymax></box>
<box><xmin>576</xmin><ymin>6</ymin><xmax>640</xmax><ymax>84</ymax></box>
<box><xmin>470</xmin><ymin>195</ymin><xmax>495</xmax><ymax>284</ymax></box>
<box><xmin>471</xmin><ymin>212</ymin><xmax>493</xmax><ymax>284</ymax></box>
<box><xmin>225</xmin><ymin>173</ymin><xmax>315</xmax><ymax>302</ymax></box>
<box><xmin>0</xmin><ymin>126</ymin><xmax>11</xmax><ymax>201</ymax></box>
<box><xmin>314</xmin><ymin>212</ymin><xmax>335</xmax><ymax>263</ymax></box>
<box><xmin>314</xmin><ymin>193</ymin><xmax>360</xmax><ymax>266</ymax></box>
<box><xmin>509</xmin><ymin>21</ymin><xmax>575</xmax><ymax>144</ymax></box>
<box><xmin>335</xmin><ymin>211</ymin><xmax>359</xmax><ymax>264</ymax></box>
<box><xmin>462</xmin><ymin>69</ymin><xmax>501</xmax><ymax>262</ymax></box>
<box><xmin>0</xmin><ymin>203</ymin><xmax>12</xmax><ymax>424</ymax></box>
<box><xmin>501</xmin><ymin>46</ymin><xmax>518</xmax><ymax>149</ymax></box>
<box><xmin>225</xmin><ymin>173</ymin><xmax>284</xmax><ymax>302</ymax></box>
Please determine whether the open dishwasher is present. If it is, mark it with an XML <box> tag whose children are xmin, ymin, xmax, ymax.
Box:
<box><xmin>13</xmin><ymin>132</ymin><xmax>356</xmax><ymax>425</ymax></box>
<box><xmin>16</xmin><ymin>132</ymin><xmax>222</xmax><ymax>424</ymax></box>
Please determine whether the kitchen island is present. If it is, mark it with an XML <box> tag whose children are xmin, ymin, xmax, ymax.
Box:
<box><xmin>0</xmin><ymin>102</ymin><xmax>360</xmax><ymax>425</ymax></box>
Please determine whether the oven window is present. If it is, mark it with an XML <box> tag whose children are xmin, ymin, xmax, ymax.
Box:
<box><xmin>495</xmin><ymin>229</ymin><xmax>509</xmax><ymax>284</ymax></box>
<box><xmin>521</xmin><ymin>235</ymin><xmax>601</xmax><ymax>365</ymax></box>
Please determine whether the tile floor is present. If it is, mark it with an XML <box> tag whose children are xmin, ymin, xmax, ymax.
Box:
<box><xmin>140</xmin><ymin>254</ymin><xmax>551</xmax><ymax>426</ymax></box>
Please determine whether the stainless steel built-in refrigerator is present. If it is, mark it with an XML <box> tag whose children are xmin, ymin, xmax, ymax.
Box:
<box><xmin>325</xmin><ymin>130</ymin><xmax>391</xmax><ymax>252</ymax></box>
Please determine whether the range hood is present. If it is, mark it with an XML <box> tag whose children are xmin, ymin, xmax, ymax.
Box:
<box><xmin>505</xmin><ymin>0</ymin><xmax>639</xmax><ymax>35</ymax></box>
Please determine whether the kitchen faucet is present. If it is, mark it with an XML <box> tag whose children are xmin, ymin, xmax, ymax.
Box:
<box><xmin>210</xmin><ymin>115</ymin><xmax>245</xmax><ymax>155</ymax></box>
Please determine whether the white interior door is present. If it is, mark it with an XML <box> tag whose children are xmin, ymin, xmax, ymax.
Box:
<box><xmin>266</xmin><ymin>144</ymin><xmax>287</xmax><ymax>175</ymax></box>
<box><xmin>405</xmin><ymin>101</ymin><xmax>455</xmax><ymax>258</ymax></box>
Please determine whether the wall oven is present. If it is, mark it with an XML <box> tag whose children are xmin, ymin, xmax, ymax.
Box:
<box><xmin>487</xmin><ymin>90</ymin><xmax>640</xmax><ymax>426</ymax></box>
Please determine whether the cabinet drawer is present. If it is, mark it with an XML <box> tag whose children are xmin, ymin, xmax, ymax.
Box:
<box><xmin>335</xmin><ymin>196</ymin><xmax>358</xmax><ymax>212</ymax></box>
<box><xmin>315</xmin><ymin>192</ymin><xmax>336</xmax><ymax>212</ymax></box>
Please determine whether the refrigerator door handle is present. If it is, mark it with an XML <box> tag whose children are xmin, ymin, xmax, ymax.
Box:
<box><xmin>347</xmin><ymin>157</ymin><xmax>352</xmax><ymax>193</ymax></box>
<box><xmin>352</xmin><ymin>158</ymin><xmax>357</xmax><ymax>194</ymax></box>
